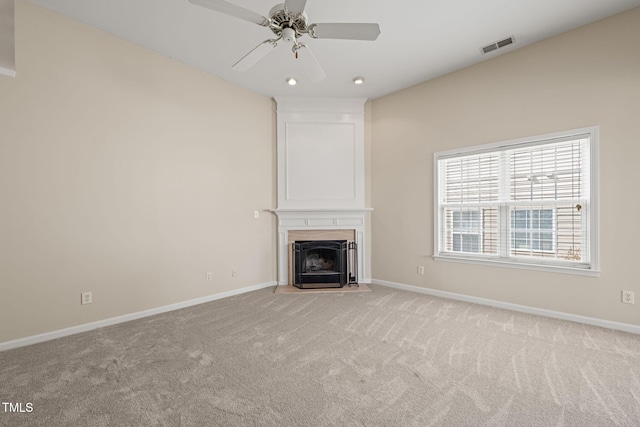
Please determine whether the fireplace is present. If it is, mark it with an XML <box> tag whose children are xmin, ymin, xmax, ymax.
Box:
<box><xmin>292</xmin><ymin>239</ymin><xmax>358</xmax><ymax>289</ymax></box>
<box><xmin>272</xmin><ymin>98</ymin><xmax>371</xmax><ymax>286</ymax></box>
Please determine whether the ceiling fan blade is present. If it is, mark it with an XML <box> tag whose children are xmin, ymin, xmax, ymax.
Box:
<box><xmin>189</xmin><ymin>0</ymin><xmax>269</xmax><ymax>26</ymax></box>
<box><xmin>309</xmin><ymin>23</ymin><xmax>381</xmax><ymax>41</ymax></box>
<box><xmin>297</xmin><ymin>45</ymin><xmax>326</xmax><ymax>83</ymax></box>
<box><xmin>284</xmin><ymin>0</ymin><xmax>307</xmax><ymax>15</ymax></box>
<box><xmin>232</xmin><ymin>40</ymin><xmax>277</xmax><ymax>71</ymax></box>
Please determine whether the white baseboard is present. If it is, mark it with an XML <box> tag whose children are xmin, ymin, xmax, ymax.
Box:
<box><xmin>373</xmin><ymin>279</ymin><xmax>640</xmax><ymax>335</ymax></box>
<box><xmin>0</xmin><ymin>281</ymin><xmax>277</xmax><ymax>352</ymax></box>
<box><xmin>6</xmin><ymin>279</ymin><xmax>634</xmax><ymax>352</ymax></box>
<box><xmin>0</xmin><ymin>67</ymin><xmax>16</xmax><ymax>78</ymax></box>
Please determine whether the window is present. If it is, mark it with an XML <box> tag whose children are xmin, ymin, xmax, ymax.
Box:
<box><xmin>434</xmin><ymin>127</ymin><xmax>598</xmax><ymax>275</ymax></box>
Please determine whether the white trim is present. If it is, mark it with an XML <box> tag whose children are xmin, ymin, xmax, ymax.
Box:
<box><xmin>0</xmin><ymin>67</ymin><xmax>16</xmax><ymax>78</ymax></box>
<box><xmin>588</xmin><ymin>126</ymin><xmax>600</xmax><ymax>272</ymax></box>
<box><xmin>372</xmin><ymin>279</ymin><xmax>640</xmax><ymax>335</ymax></box>
<box><xmin>0</xmin><ymin>281</ymin><xmax>277</xmax><ymax>353</ymax></box>
<box><xmin>435</xmin><ymin>127</ymin><xmax>595</xmax><ymax>158</ymax></box>
<box><xmin>432</xmin><ymin>254</ymin><xmax>599</xmax><ymax>277</ymax></box>
<box><xmin>274</xmin><ymin>97</ymin><xmax>367</xmax><ymax>114</ymax></box>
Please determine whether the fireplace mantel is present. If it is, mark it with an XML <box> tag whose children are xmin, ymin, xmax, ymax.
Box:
<box><xmin>272</xmin><ymin>208</ymin><xmax>373</xmax><ymax>215</ymax></box>
<box><xmin>271</xmin><ymin>208</ymin><xmax>372</xmax><ymax>286</ymax></box>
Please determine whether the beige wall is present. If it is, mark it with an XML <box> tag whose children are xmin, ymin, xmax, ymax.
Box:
<box><xmin>0</xmin><ymin>1</ymin><xmax>275</xmax><ymax>342</ymax></box>
<box><xmin>2</xmin><ymin>2</ymin><xmax>637</xmax><ymax>345</ymax></box>
<box><xmin>371</xmin><ymin>8</ymin><xmax>640</xmax><ymax>326</ymax></box>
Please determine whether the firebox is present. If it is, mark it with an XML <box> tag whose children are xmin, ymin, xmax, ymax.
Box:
<box><xmin>292</xmin><ymin>240</ymin><xmax>358</xmax><ymax>289</ymax></box>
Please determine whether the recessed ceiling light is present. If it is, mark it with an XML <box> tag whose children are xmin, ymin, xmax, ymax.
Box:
<box><xmin>352</xmin><ymin>76</ymin><xmax>365</xmax><ymax>85</ymax></box>
<box><xmin>286</xmin><ymin>77</ymin><xmax>297</xmax><ymax>86</ymax></box>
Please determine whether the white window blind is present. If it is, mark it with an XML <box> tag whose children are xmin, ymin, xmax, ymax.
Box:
<box><xmin>434</xmin><ymin>127</ymin><xmax>598</xmax><ymax>274</ymax></box>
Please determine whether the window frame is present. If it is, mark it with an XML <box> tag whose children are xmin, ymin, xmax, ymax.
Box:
<box><xmin>433</xmin><ymin>127</ymin><xmax>599</xmax><ymax>276</ymax></box>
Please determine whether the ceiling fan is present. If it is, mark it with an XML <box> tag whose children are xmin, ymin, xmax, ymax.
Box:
<box><xmin>189</xmin><ymin>0</ymin><xmax>381</xmax><ymax>82</ymax></box>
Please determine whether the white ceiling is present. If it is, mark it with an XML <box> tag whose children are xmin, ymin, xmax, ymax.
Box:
<box><xmin>26</xmin><ymin>0</ymin><xmax>640</xmax><ymax>99</ymax></box>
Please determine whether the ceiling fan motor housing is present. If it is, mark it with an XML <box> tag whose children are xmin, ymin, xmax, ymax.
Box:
<box><xmin>269</xmin><ymin>3</ymin><xmax>308</xmax><ymax>38</ymax></box>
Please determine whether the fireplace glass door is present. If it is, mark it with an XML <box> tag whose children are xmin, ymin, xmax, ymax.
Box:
<box><xmin>292</xmin><ymin>240</ymin><xmax>347</xmax><ymax>289</ymax></box>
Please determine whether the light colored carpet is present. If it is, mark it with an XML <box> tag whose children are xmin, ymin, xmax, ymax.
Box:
<box><xmin>1</xmin><ymin>284</ymin><xmax>639</xmax><ymax>426</ymax></box>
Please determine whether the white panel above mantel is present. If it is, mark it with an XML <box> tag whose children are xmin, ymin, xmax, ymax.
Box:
<box><xmin>274</xmin><ymin>97</ymin><xmax>367</xmax><ymax>210</ymax></box>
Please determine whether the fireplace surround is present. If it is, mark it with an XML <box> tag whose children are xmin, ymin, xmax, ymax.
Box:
<box><xmin>272</xmin><ymin>211</ymin><xmax>370</xmax><ymax>286</ymax></box>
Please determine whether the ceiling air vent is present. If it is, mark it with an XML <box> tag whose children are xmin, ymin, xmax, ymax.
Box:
<box><xmin>481</xmin><ymin>36</ymin><xmax>515</xmax><ymax>55</ymax></box>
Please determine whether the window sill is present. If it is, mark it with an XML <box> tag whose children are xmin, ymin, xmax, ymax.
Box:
<box><xmin>433</xmin><ymin>254</ymin><xmax>600</xmax><ymax>277</ymax></box>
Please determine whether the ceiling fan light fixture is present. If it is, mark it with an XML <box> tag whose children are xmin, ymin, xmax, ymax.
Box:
<box><xmin>286</xmin><ymin>77</ymin><xmax>297</xmax><ymax>86</ymax></box>
<box><xmin>190</xmin><ymin>0</ymin><xmax>381</xmax><ymax>80</ymax></box>
<box><xmin>352</xmin><ymin>76</ymin><xmax>365</xmax><ymax>85</ymax></box>
<box><xmin>282</xmin><ymin>27</ymin><xmax>296</xmax><ymax>43</ymax></box>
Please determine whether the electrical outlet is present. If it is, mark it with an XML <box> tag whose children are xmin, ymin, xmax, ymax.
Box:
<box><xmin>205</xmin><ymin>272</ymin><xmax>213</xmax><ymax>282</ymax></box>
<box><xmin>81</xmin><ymin>292</ymin><xmax>93</xmax><ymax>305</ymax></box>
<box><xmin>622</xmin><ymin>290</ymin><xmax>635</xmax><ymax>304</ymax></box>
<box><xmin>417</xmin><ymin>266</ymin><xmax>425</xmax><ymax>275</ymax></box>
<box><xmin>254</xmin><ymin>210</ymin><xmax>259</xmax><ymax>219</ymax></box>
<box><xmin>232</xmin><ymin>269</ymin><xmax>238</xmax><ymax>277</ymax></box>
